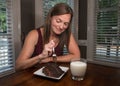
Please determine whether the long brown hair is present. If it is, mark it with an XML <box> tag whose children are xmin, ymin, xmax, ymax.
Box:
<box><xmin>43</xmin><ymin>3</ymin><xmax>73</xmax><ymax>49</ymax></box>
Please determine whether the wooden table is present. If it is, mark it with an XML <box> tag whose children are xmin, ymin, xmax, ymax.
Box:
<box><xmin>0</xmin><ymin>63</ymin><xmax>120</xmax><ymax>86</ymax></box>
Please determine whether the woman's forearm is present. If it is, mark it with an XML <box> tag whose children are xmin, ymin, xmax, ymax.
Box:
<box><xmin>15</xmin><ymin>56</ymin><xmax>39</xmax><ymax>70</ymax></box>
<box><xmin>56</xmin><ymin>54</ymin><xmax>80</xmax><ymax>62</ymax></box>
<box><xmin>15</xmin><ymin>54</ymin><xmax>46</xmax><ymax>71</ymax></box>
<box><xmin>40</xmin><ymin>53</ymin><xmax>80</xmax><ymax>63</ymax></box>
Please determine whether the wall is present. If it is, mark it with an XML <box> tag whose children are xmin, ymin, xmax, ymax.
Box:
<box><xmin>13</xmin><ymin>0</ymin><xmax>21</xmax><ymax>58</ymax></box>
<box><xmin>21</xmin><ymin>0</ymin><xmax>35</xmax><ymax>45</ymax></box>
<box><xmin>78</xmin><ymin>0</ymin><xmax>87</xmax><ymax>59</ymax></box>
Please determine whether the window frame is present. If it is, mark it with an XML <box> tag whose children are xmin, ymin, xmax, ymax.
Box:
<box><xmin>0</xmin><ymin>0</ymin><xmax>21</xmax><ymax>77</ymax></box>
<box><xmin>87</xmin><ymin>0</ymin><xmax>120</xmax><ymax>68</ymax></box>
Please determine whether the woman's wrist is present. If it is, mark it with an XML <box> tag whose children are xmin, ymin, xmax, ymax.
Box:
<box><xmin>52</xmin><ymin>57</ymin><xmax>57</xmax><ymax>62</ymax></box>
<box><xmin>37</xmin><ymin>54</ymin><xmax>58</xmax><ymax>63</ymax></box>
<box><xmin>38</xmin><ymin>54</ymin><xmax>44</xmax><ymax>61</ymax></box>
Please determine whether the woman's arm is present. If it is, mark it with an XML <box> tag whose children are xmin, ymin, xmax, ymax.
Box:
<box><xmin>15</xmin><ymin>30</ymin><xmax>42</xmax><ymax>70</ymax></box>
<box><xmin>15</xmin><ymin>29</ymin><xmax>55</xmax><ymax>70</ymax></box>
<box><xmin>40</xmin><ymin>33</ymin><xmax>80</xmax><ymax>63</ymax></box>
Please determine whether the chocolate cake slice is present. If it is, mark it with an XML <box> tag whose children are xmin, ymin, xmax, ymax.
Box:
<box><xmin>42</xmin><ymin>62</ymin><xmax>64</xmax><ymax>78</ymax></box>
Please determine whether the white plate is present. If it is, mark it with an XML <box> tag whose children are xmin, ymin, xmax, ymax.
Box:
<box><xmin>33</xmin><ymin>66</ymin><xmax>69</xmax><ymax>80</ymax></box>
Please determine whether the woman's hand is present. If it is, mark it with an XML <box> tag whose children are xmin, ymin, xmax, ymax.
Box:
<box><xmin>41</xmin><ymin>40</ymin><xmax>55</xmax><ymax>58</ymax></box>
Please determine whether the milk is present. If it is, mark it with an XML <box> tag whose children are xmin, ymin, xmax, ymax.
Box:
<box><xmin>70</xmin><ymin>61</ymin><xmax>87</xmax><ymax>76</ymax></box>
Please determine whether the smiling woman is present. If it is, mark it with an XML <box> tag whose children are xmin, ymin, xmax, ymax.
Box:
<box><xmin>16</xmin><ymin>3</ymin><xmax>80</xmax><ymax>71</ymax></box>
<box><xmin>51</xmin><ymin>14</ymin><xmax>71</xmax><ymax>34</ymax></box>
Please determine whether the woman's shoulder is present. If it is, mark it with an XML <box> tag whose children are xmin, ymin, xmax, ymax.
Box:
<box><xmin>69</xmin><ymin>33</ymin><xmax>76</xmax><ymax>42</ymax></box>
<box><xmin>28</xmin><ymin>29</ymin><xmax>37</xmax><ymax>35</ymax></box>
<box><xmin>25</xmin><ymin>29</ymin><xmax>41</xmax><ymax>45</ymax></box>
<box><xmin>28</xmin><ymin>28</ymin><xmax>42</xmax><ymax>35</ymax></box>
<box><xmin>25</xmin><ymin>29</ymin><xmax>38</xmax><ymax>40</ymax></box>
<box><xmin>27</xmin><ymin>27</ymin><xmax>44</xmax><ymax>38</ymax></box>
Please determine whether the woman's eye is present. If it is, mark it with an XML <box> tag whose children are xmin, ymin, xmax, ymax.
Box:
<box><xmin>56</xmin><ymin>19</ymin><xmax>61</xmax><ymax>23</ymax></box>
<box><xmin>64</xmin><ymin>23</ymin><xmax>69</xmax><ymax>26</ymax></box>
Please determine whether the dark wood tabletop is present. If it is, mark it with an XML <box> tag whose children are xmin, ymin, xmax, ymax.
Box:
<box><xmin>0</xmin><ymin>63</ymin><xmax>120</xmax><ymax>86</ymax></box>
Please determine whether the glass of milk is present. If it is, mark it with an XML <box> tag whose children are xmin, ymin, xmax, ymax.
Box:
<box><xmin>70</xmin><ymin>58</ymin><xmax>87</xmax><ymax>81</ymax></box>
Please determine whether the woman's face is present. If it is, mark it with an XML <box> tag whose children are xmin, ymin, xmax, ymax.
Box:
<box><xmin>51</xmin><ymin>14</ymin><xmax>71</xmax><ymax>35</ymax></box>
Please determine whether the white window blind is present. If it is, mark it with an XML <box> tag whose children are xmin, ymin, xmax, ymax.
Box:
<box><xmin>94</xmin><ymin>0</ymin><xmax>120</xmax><ymax>64</ymax></box>
<box><xmin>0</xmin><ymin>0</ymin><xmax>15</xmax><ymax>77</ymax></box>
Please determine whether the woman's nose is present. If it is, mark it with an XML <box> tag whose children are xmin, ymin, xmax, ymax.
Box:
<box><xmin>59</xmin><ymin>23</ymin><xmax>64</xmax><ymax>29</ymax></box>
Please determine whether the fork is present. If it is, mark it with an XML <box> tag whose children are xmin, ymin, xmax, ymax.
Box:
<box><xmin>52</xmin><ymin>47</ymin><xmax>57</xmax><ymax>63</ymax></box>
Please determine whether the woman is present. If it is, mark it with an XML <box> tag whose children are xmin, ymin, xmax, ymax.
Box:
<box><xmin>16</xmin><ymin>3</ymin><xmax>80</xmax><ymax>70</ymax></box>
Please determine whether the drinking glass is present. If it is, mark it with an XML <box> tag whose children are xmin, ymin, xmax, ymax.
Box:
<box><xmin>70</xmin><ymin>58</ymin><xmax>87</xmax><ymax>81</ymax></box>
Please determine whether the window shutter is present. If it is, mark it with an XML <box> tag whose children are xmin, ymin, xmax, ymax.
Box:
<box><xmin>0</xmin><ymin>0</ymin><xmax>15</xmax><ymax>77</ymax></box>
<box><xmin>94</xmin><ymin>0</ymin><xmax>120</xmax><ymax>63</ymax></box>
